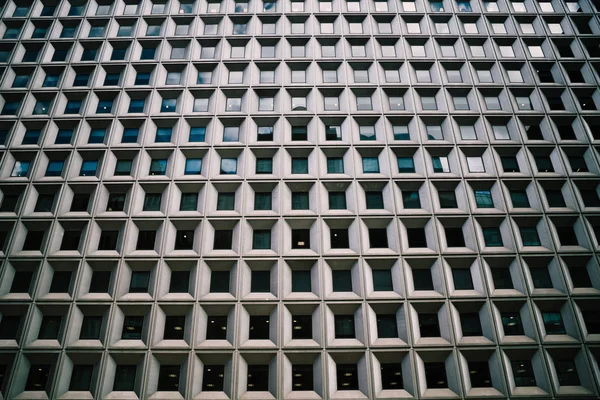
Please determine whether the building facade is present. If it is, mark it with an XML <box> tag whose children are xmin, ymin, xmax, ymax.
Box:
<box><xmin>0</xmin><ymin>0</ymin><xmax>600</xmax><ymax>398</ymax></box>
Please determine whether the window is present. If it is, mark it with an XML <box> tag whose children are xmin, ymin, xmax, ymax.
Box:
<box><xmin>403</xmin><ymin>191</ymin><xmax>421</xmax><ymax>209</ymax></box>
<box><xmin>80</xmin><ymin>160</ymin><xmax>98</xmax><ymax>177</ymax></box>
<box><xmin>377</xmin><ymin>314</ymin><xmax>398</xmax><ymax>338</ymax></box>
<box><xmin>292</xmin><ymin>270</ymin><xmax>311</xmax><ymax>292</ymax></box>
<box><xmin>253</xmin><ymin>230</ymin><xmax>271</xmax><ymax>249</ymax></box>
<box><xmin>143</xmin><ymin>193</ymin><xmax>162</xmax><ymax>211</ymax></box>
<box><xmin>249</xmin><ymin>315</ymin><xmax>270</xmax><ymax>339</ymax></box>
<box><xmin>203</xmin><ymin>365</ymin><xmax>225</xmax><ymax>391</ymax></box>
<box><xmin>175</xmin><ymin>230</ymin><xmax>194</xmax><ymax>250</ymax></box>
<box><xmin>439</xmin><ymin>191</ymin><xmax>458</xmax><ymax>208</ymax></box>
<box><xmin>542</xmin><ymin>312</ymin><xmax>565</xmax><ymax>334</ymax></box>
<box><xmin>220</xmin><ymin>158</ymin><xmax>237</xmax><ymax>174</ymax></box>
<box><xmin>0</xmin><ymin>315</ymin><xmax>21</xmax><ymax>339</ymax></box>
<box><xmin>25</xmin><ymin>365</ymin><xmax>51</xmax><ymax>391</ymax></box>
<box><xmin>129</xmin><ymin>99</ymin><xmax>145</xmax><ymax>113</ymax></box>
<box><xmin>164</xmin><ymin>316</ymin><xmax>185</xmax><ymax>339</ymax></box>
<box><xmin>158</xmin><ymin>365</ymin><xmax>180</xmax><ymax>391</ymax></box>
<box><xmin>217</xmin><ymin>192</ymin><xmax>235</xmax><ymax>211</ymax></box>
<box><xmin>325</xmin><ymin>125</ymin><xmax>342</xmax><ymax>140</ymax></box>
<box><xmin>80</xmin><ymin>316</ymin><xmax>102</xmax><ymax>339</ymax></box>
<box><xmin>184</xmin><ymin>158</ymin><xmax>202</xmax><ymax>175</ymax></box>
<box><xmin>137</xmin><ymin>231</ymin><xmax>156</xmax><ymax>250</ymax></box>
<box><xmin>210</xmin><ymin>271</ymin><xmax>230</xmax><ymax>291</ymax></box>
<box><xmin>256</xmin><ymin>158</ymin><xmax>273</xmax><ymax>174</ymax></box>
<box><xmin>292</xmin><ymin>192</ymin><xmax>309</xmax><ymax>210</ymax></box>
<box><xmin>433</xmin><ymin>156</ymin><xmax>450</xmax><ymax>172</ymax></box>
<box><xmin>329</xmin><ymin>192</ymin><xmax>347</xmax><ymax>209</ymax></box>
<box><xmin>419</xmin><ymin>313</ymin><xmax>440</xmax><ymax>337</ymax></box>
<box><xmin>393</xmin><ymin>125</ymin><xmax>410</xmax><ymax>140</ymax></box>
<box><xmin>324</xmin><ymin>97</ymin><xmax>339</xmax><ymax>111</ymax></box>
<box><xmin>292</xmin><ymin>158</ymin><xmax>308</xmax><ymax>174</ymax></box>
<box><xmin>247</xmin><ymin>365</ymin><xmax>269</xmax><ymax>391</ymax></box>
<box><xmin>452</xmin><ymin>268</ymin><xmax>473</xmax><ymax>289</ymax></box>
<box><xmin>362</xmin><ymin>157</ymin><xmax>380</xmax><ymax>173</ymax></box>
<box><xmin>556</xmin><ymin>360</ymin><xmax>580</xmax><ymax>386</ymax></box>
<box><xmin>366</xmin><ymin>191</ymin><xmax>384</xmax><ymax>209</ymax></box>
<box><xmin>334</xmin><ymin>315</ymin><xmax>355</xmax><ymax>338</ymax></box>
<box><xmin>254</xmin><ymin>192</ymin><xmax>272</xmax><ymax>210</ymax></box>
<box><xmin>11</xmin><ymin>160</ymin><xmax>30</xmax><ymax>177</ymax></box>
<box><xmin>389</xmin><ymin>96</ymin><xmax>404</xmax><ymax>110</ymax></box>
<box><xmin>512</xmin><ymin>360</ymin><xmax>536</xmax><ymax>387</ymax></box>
<box><xmin>520</xmin><ymin>226</ymin><xmax>541</xmax><ymax>246</ymax></box>
<box><xmin>501</xmin><ymin>312</ymin><xmax>524</xmax><ymax>335</ymax></box>
<box><xmin>461</xmin><ymin>313</ymin><xmax>482</xmax><ymax>336</ymax></box>
<box><xmin>530</xmin><ymin>267</ymin><xmax>552</xmax><ymax>288</ymax></box>
<box><xmin>129</xmin><ymin>271</ymin><xmax>150</xmax><ymax>293</ymax></box>
<box><xmin>189</xmin><ymin>127</ymin><xmax>206</xmax><ymax>142</ymax></box>
<box><xmin>475</xmin><ymin>190</ymin><xmax>494</xmax><ymax>208</ymax></box>
<box><xmin>251</xmin><ymin>270</ymin><xmax>271</xmax><ymax>293</ymax></box>
<box><xmin>331</xmin><ymin>229</ymin><xmax>349</xmax><ymax>248</ymax></box>
<box><xmin>373</xmin><ymin>269</ymin><xmax>393</xmax><ymax>291</ymax></box>
<box><xmin>467</xmin><ymin>157</ymin><xmax>485</xmax><ymax>172</ymax></box>
<box><xmin>39</xmin><ymin>316</ymin><xmax>62</xmax><ymax>339</ymax></box>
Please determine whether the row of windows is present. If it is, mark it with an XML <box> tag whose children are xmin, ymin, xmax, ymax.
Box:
<box><xmin>2</xmin><ymin>36</ymin><xmax>599</xmax><ymax>67</ymax></box>
<box><xmin>1</xmin><ymin>347</ymin><xmax>597</xmax><ymax>398</ymax></box>
<box><xmin>2</xmin><ymin>213</ymin><xmax>599</xmax><ymax>256</ymax></box>
<box><xmin>2</xmin><ymin>13</ymin><xmax>598</xmax><ymax>41</ymax></box>
<box><xmin>1</xmin><ymin>0</ymin><xmax>596</xmax><ymax>18</ymax></box>
<box><xmin>3</xmin><ymin>147</ymin><xmax>598</xmax><ymax>183</ymax></box>
<box><xmin>1</xmin><ymin>298</ymin><xmax>599</xmax><ymax>345</ymax></box>
<box><xmin>3</xmin><ymin>88</ymin><xmax>599</xmax><ymax>120</ymax></box>
<box><xmin>1</xmin><ymin>252</ymin><xmax>598</xmax><ymax>298</ymax></box>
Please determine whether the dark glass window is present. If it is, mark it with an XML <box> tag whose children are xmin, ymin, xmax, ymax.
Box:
<box><xmin>206</xmin><ymin>316</ymin><xmax>228</xmax><ymax>339</ymax></box>
<box><xmin>69</xmin><ymin>365</ymin><xmax>93</xmax><ymax>391</ymax></box>
<box><xmin>98</xmin><ymin>230</ymin><xmax>118</xmax><ymax>250</ymax></box>
<box><xmin>557</xmin><ymin>225</ymin><xmax>578</xmax><ymax>246</ymax></box>
<box><xmin>520</xmin><ymin>227</ymin><xmax>541</xmax><ymax>246</ymax></box>
<box><xmin>35</xmin><ymin>194</ymin><xmax>55</xmax><ymax>212</ymax></box>
<box><xmin>89</xmin><ymin>271</ymin><xmax>111</xmax><ymax>293</ymax></box>
<box><xmin>452</xmin><ymin>268</ymin><xmax>474</xmax><ymax>290</ymax></box>
<box><xmin>180</xmin><ymin>193</ymin><xmax>198</xmax><ymax>211</ymax></box>
<box><xmin>381</xmin><ymin>363</ymin><xmax>403</xmax><ymax>389</ymax></box>
<box><xmin>252</xmin><ymin>230</ymin><xmax>271</xmax><ymax>249</ymax></box>
<box><xmin>210</xmin><ymin>271</ymin><xmax>230</xmax><ymax>293</ymax></box>
<box><xmin>249</xmin><ymin>315</ymin><xmax>270</xmax><ymax>339</ymax></box>
<box><xmin>164</xmin><ymin>316</ymin><xmax>185</xmax><ymax>339</ymax></box>
<box><xmin>491</xmin><ymin>268</ymin><xmax>513</xmax><ymax>289</ymax></box>
<box><xmin>292</xmin><ymin>315</ymin><xmax>312</xmax><ymax>339</ymax></box>
<box><xmin>121</xmin><ymin>316</ymin><xmax>143</xmax><ymax>339</ymax></box>
<box><xmin>501</xmin><ymin>156</ymin><xmax>520</xmax><ymax>172</ymax></box>
<box><xmin>217</xmin><ymin>192</ymin><xmax>235</xmax><ymax>210</ymax></box>
<box><xmin>419</xmin><ymin>313</ymin><xmax>440</xmax><ymax>337</ymax></box>
<box><xmin>545</xmin><ymin>189</ymin><xmax>566</xmax><ymax>207</ymax></box>
<box><xmin>512</xmin><ymin>360</ymin><xmax>536</xmax><ymax>387</ymax></box>
<box><xmin>406</xmin><ymin>228</ymin><xmax>427</xmax><ymax>248</ymax></box>
<box><xmin>247</xmin><ymin>365</ymin><xmax>269</xmax><ymax>391</ymax></box>
<box><xmin>129</xmin><ymin>271</ymin><xmax>150</xmax><ymax>293</ymax></box>
<box><xmin>468</xmin><ymin>361</ymin><xmax>492</xmax><ymax>387</ymax></box>
<box><xmin>292</xmin><ymin>158</ymin><xmax>309</xmax><ymax>174</ymax></box>
<box><xmin>114</xmin><ymin>365</ymin><xmax>137</xmax><ymax>391</ymax></box>
<box><xmin>39</xmin><ymin>316</ymin><xmax>62</xmax><ymax>339</ymax></box>
<box><xmin>0</xmin><ymin>194</ymin><xmax>20</xmax><ymax>212</ymax></box>
<box><xmin>49</xmin><ymin>271</ymin><xmax>72</xmax><ymax>292</ymax></box>
<box><xmin>292</xmin><ymin>270</ymin><xmax>311</xmax><ymax>292</ymax></box>
<box><xmin>175</xmin><ymin>230</ymin><xmax>194</xmax><ymax>250</ymax></box>
<box><xmin>329</xmin><ymin>192</ymin><xmax>347</xmax><ymax>209</ymax></box>
<box><xmin>158</xmin><ymin>365</ymin><xmax>180</xmax><ymax>391</ymax></box>
<box><xmin>169</xmin><ymin>271</ymin><xmax>189</xmax><ymax>293</ymax></box>
<box><xmin>0</xmin><ymin>316</ymin><xmax>21</xmax><ymax>339</ymax></box>
<box><xmin>292</xmin><ymin>126</ymin><xmax>308</xmax><ymax>140</ymax></box>
<box><xmin>25</xmin><ymin>364</ymin><xmax>50</xmax><ymax>391</ymax></box>
<box><xmin>501</xmin><ymin>312</ymin><xmax>524</xmax><ymax>335</ymax></box>
<box><xmin>337</xmin><ymin>364</ymin><xmax>359</xmax><ymax>390</ymax></box>
<box><xmin>568</xmin><ymin>267</ymin><xmax>591</xmax><ymax>288</ymax></box>
<box><xmin>71</xmin><ymin>194</ymin><xmax>90</xmax><ymax>212</ymax></box>
<box><xmin>254</xmin><ymin>192</ymin><xmax>272</xmax><ymax>210</ymax></box>
<box><xmin>251</xmin><ymin>270</ymin><xmax>271</xmax><ymax>293</ymax></box>
<box><xmin>461</xmin><ymin>313</ymin><xmax>483</xmax><ymax>336</ymax></box>
<box><xmin>555</xmin><ymin>360</ymin><xmax>580</xmax><ymax>386</ymax></box>
<box><xmin>80</xmin><ymin>316</ymin><xmax>102</xmax><ymax>339</ymax></box>
<box><xmin>23</xmin><ymin>230</ymin><xmax>45</xmax><ymax>251</ymax></box>
<box><xmin>366</xmin><ymin>191</ymin><xmax>384</xmax><ymax>209</ymax></box>
<box><xmin>413</xmin><ymin>269</ymin><xmax>434</xmax><ymax>291</ymax></box>
<box><xmin>213</xmin><ymin>230</ymin><xmax>233</xmax><ymax>250</ymax></box>
<box><xmin>331</xmin><ymin>229</ymin><xmax>349</xmax><ymax>248</ymax></box>
<box><xmin>373</xmin><ymin>269</ymin><xmax>393</xmax><ymax>291</ymax></box>
<box><xmin>327</xmin><ymin>157</ymin><xmax>344</xmax><ymax>173</ymax></box>
<box><xmin>332</xmin><ymin>270</ymin><xmax>352</xmax><ymax>292</ymax></box>
<box><xmin>377</xmin><ymin>314</ymin><xmax>398</xmax><ymax>338</ymax></box>
<box><xmin>439</xmin><ymin>191</ymin><xmax>458</xmax><ymax>208</ymax></box>
<box><xmin>291</xmin><ymin>192</ymin><xmax>309</xmax><ymax>210</ymax></box>
<box><xmin>475</xmin><ymin>190</ymin><xmax>494</xmax><ymax>208</ymax></box>
<box><xmin>369</xmin><ymin>228</ymin><xmax>388</xmax><ymax>248</ymax></box>
<box><xmin>292</xmin><ymin>229</ymin><xmax>310</xmax><ymax>249</ymax></box>
<box><xmin>535</xmin><ymin>156</ymin><xmax>554</xmax><ymax>172</ymax></box>
<box><xmin>136</xmin><ymin>231</ymin><xmax>156</xmax><ymax>250</ymax></box>
<box><xmin>446</xmin><ymin>228</ymin><xmax>465</xmax><ymax>247</ymax></box>
<box><xmin>403</xmin><ymin>191</ymin><xmax>421</xmax><ymax>208</ymax></box>
<box><xmin>107</xmin><ymin>193</ymin><xmax>125</xmax><ymax>211</ymax></box>
<box><xmin>334</xmin><ymin>315</ymin><xmax>355</xmax><ymax>338</ymax></box>
<box><xmin>424</xmin><ymin>363</ymin><xmax>447</xmax><ymax>388</ymax></box>
<box><xmin>542</xmin><ymin>312</ymin><xmax>565</xmax><ymax>334</ymax></box>
<box><xmin>530</xmin><ymin>267</ymin><xmax>552</xmax><ymax>288</ymax></box>
<box><xmin>203</xmin><ymin>365</ymin><xmax>224</xmax><ymax>391</ymax></box>
<box><xmin>292</xmin><ymin>365</ymin><xmax>313</xmax><ymax>391</ymax></box>
<box><xmin>511</xmin><ymin>190</ymin><xmax>530</xmax><ymax>208</ymax></box>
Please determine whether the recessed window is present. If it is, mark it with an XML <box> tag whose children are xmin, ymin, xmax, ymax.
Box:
<box><xmin>247</xmin><ymin>365</ymin><xmax>269</xmax><ymax>391</ymax></box>
<box><xmin>512</xmin><ymin>360</ymin><xmax>536</xmax><ymax>386</ymax></box>
<box><xmin>377</xmin><ymin>314</ymin><xmax>398</xmax><ymax>338</ymax></box>
<box><xmin>252</xmin><ymin>229</ymin><xmax>271</xmax><ymax>249</ymax></box>
<box><xmin>337</xmin><ymin>364</ymin><xmax>359</xmax><ymax>390</ymax></box>
<box><xmin>203</xmin><ymin>365</ymin><xmax>225</xmax><ymax>391</ymax></box>
<box><xmin>254</xmin><ymin>192</ymin><xmax>272</xmax><ymax>210</ymax></box>
<box><xmin>292</xmin><ymin>270</ymin><xmax>311</xmax><ymax>292</ymax></box>
<box><xmin>334</xmin><ymin>315</ymin><xmax>355</xmax><ymax>338</ymax></box>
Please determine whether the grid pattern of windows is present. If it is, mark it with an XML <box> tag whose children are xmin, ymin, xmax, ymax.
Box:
<box><xmin>1</xmin><ymin>0</ymin><xmax>600</xmax><ymax>398</ymax></box>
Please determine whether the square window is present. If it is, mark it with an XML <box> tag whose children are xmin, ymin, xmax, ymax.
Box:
<box><xmin>334</xmin><ymin>315</ymin><xmax>355</xmax><ymax>338</ymax></box>
<box><xmin>362</xmin><ymin>157</ymin><xmax>380</xmax><ymax>173</ymax></box>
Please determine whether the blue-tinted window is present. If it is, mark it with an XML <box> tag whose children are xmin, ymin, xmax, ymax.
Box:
<box><xmin>161</xmin><ymin>98</ymin><xmax>177</xmax><ymax>112</ymax></box>
<box><xmin>189</xmin><ymin>127</ymin><xmax>206</xmax><ymax>142</ymax></box>
<box><xmin>220</xmin><ymin>158</ymin><xmax>237</xmax><ymax>174</ymax></box>
<box><xmin>80</xmin><ymin>160</ymin><xmax>98</xmax><ymax>176</ymax></box>
<box><xmin>11</xmin><ymin>161</ymin><xmax>30</xmax><ymax>177</ymax></box>
<box><xmin>33</xmin><ymin>101</ymin><xmax>50</xmax><ymax>114</ymax></box>
<box><xmin>13</xmin><ymin>74</ymin><xmax>30</xmax><ymax>88</ymax></box>
<box><xmin>155</xmin><ymin>127</ymin><xmax>172</xmax><ymax>142</ymax></box>
<box><xmin>104</xmin><ymin>72</ymin><xmax>121</xmax><ymax>85</ymax></box>
<box><xmin>150</xmin><ymin>159</ymin><xmax>168</xmax><ymax>175</ymax></box>
<box><xmin>43</xmin><ymin>74</ymin><xmax>59</xmax><ymax>87</ymax></box>
<box><xmin>122</xmin><ymin>128</ymin><xmax>139</xmax><ymax>143</ymax></box>
<box><xmin>362</xmin><ymin>157</ymin><xmax>380</xmax><ymax>173</ymax></box>
<box><xmin>89</xmin><ymin>129</ymin><xmax>105</xmax><ymax>144</ymax></box>
<box><xmin>1</xmin><ymin>101</ymin><xmax>20</xmax><ymax>115</ymax></box>
<box><xmin>74</xmin><ymin>73</ymin><xmax>90</xmax><ymax>86</ymax></box>
<box><xmin>22</xmin><ymin>130</ymin><xmax>41</xmax><ymax>145</ymax></box>
<box><xmin>46</xmin><ymin>161</ymin><xmax>64</xmax><ymax>176</ymax></box>
<box><xmin>55</xmin><ymin>129</ymin><xmax>73</xmax><ymax>144</ymax></box>
<box><xmin>135</xmin><ymin>72</ymin><xmax>151</xmax><ymax>85</ymax></box>
<box><xmin>398</xmin><ymin>157</ymin><xmax>415</xmax><ymax>173</ymax></box>
<box><xmin>96</xmin><ymin>100</ymin><xmax>113</xmax><ymax>113</ymax></box>
<box><xmin>129</xmin><ymin>99</ymin><xmax>145</xmax><ymax>113</ymax></box>
<box><xmin>185</xmin><ymin>159</ymin><xmax>202</xmax><ymax>175</ymax></box>
<box><xmin>65</xmin><ymin>100</ymin><xmax>82</xmax><ymax>114</ymax></box>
